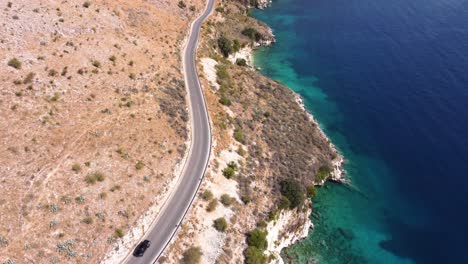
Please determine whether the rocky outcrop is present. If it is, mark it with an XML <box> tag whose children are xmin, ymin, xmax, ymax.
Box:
<box><xmin>265</xmin><ymin>201</ymin><xmax>313</xmax><ymax>264</ymax></box>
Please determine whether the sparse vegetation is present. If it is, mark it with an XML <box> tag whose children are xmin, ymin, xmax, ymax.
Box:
<box><xmin>242</xmin><ymin>27</ymin><xmax>262</xmax><ymax>42</ymax></box>
<box><xmin>85</xmin><ymin>171</ymin><xmax>105</xmax><ymax>184</ymax></box>
<box><xmin>83</xmin><ymin>2</ymin><xmax>91</xmax><ymax>8</ymax></box>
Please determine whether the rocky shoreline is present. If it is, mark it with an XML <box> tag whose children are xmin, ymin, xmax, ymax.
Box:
<box><xmin>160</xmin><ymin>1</ymin><xmax>345</xmax><ymax>263</ymax></box>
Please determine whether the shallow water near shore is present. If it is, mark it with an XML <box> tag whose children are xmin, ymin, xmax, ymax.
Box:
<box><xmin>253</xmin><ymin>0</ymin><xmax>468</xmax><ymax>263</ymax></box>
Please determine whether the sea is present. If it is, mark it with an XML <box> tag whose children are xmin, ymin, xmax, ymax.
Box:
<box><xmin>252</xmin><ymin>0</ymin><xmax>468</xmax><ymax>263</ymax></box>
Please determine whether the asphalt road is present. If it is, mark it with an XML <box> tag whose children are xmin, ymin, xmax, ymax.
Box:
<box><xmin>125</xmin><ymin>0</ymin><xmax>214</xmax><ymax>263</ymax></box>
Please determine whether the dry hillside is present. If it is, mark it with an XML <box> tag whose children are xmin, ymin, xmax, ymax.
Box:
<box><xmin>0</xmin><ymin>0</ymin><xmax>203</xmax><ymax>262</ymax></box>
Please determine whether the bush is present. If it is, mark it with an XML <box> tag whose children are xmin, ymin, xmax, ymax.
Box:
<box><xmin>91</xmin><ymin>60</ymin><xmax>101</xmax><ymax>68</ymax></box>
<box><xmin>307</xmin><ymin>185</ymin><xmax>317</xmax><ymax>198</ymax></box>
<box><xmin>245</xmin><ymin>246</ymin><xmax>267</xmax><ymax>264</ymax></box>
<box><xmin>135</xmin><ymin>160</ymin><xmax>144</xmax><ymax>170</ymax></box>
<box><xmin>23</xmin><ymin>72</ymin><xmax>35</xmax><ymax>84</ymax></box>
<box><xmin>216</xmin><ymin>65</ymin><xmax>229</xmax><ymax>80</ymax></box>
<box><xmin>201</xmin><ymin>190</ymin><xmax>213</xmax><ymax>201</ymax></box>
<box><xmin>220</xmin><ymin>194</ymin><xmax>233</xmax><ymax>206</ymax></box>
<box><xmin>247</xmin><ymin>228</ymin><xmax>268</xmax><ymax>250</ymax></box>
<box><xmin>280</xmin><ymin>179</ymin><xmax>304</xmax><ymax>209</ymax></box>
<box><xmin>7</xmin><ymin>58</ymin><xmax>21</xmax><ymax>69</ymax></box>
<box><xmin>234</xmin><ymin>129</ymin><xmax>244</xmax><ymax>143</ymax></box>
<box><xmin>206</xmin><ymin>199</ymin><xmax>218</xmax><ymax>212</ymax></box>
<box><xmin>219</xmin><ymin>95</ymin><xmax>231</xmax><ymax>106</ymax></box>
<box><xmin>83</xmin><ymin>2</ymin><xmax>91</xmax><ymax>8</ymax></box>
<box><xmin>316</xmin><ymin>165</ymin><xmax>331</xmax><ymax>183</ymax></box>
<box><xmin>82</xmin><ymin>217</ymin><xmax>93</xmax><ymax>224</ymax></box>
<box><xmin>109</xmin><ymin>55</ymin><xmax>116</xmax><ymax>63</ymax></box>
<box><xmin>242</xmin><ymin>27</ymin><xmax>262</xmax><ymax>42</ymax></box>
<box><xmin>233</xmin><ymin>39</ymin><xmax>241</xmax><ymax>52</ymax></box>
<box><xmin>222</xmin><ymin>167</ymin><xmax>235</xmax><ymax>179</ymax></box>
<box><xmin>85</xmin><ymin>172</ymin><xmax>105</xmax><ymax>184</ymax></box>
<box><xmin>71</xmin><ymin>163</ymin><xmax>81</xmax><ymax>173</ymax></box>
<box><xmin>237</xmin><ymin>146</ymin><xmax>246</xmax><ymax>156</ymax></box>
<box><xmin>182</xmin><ymin>247</ymin><xmax>202</xmax><ymax>264</ymax></box>
<box><xmin>236</xmin><ymin>58</ymin><xmax>247</xmax><ymax>66</ymax></box>
<box><xmin>213</xmin><ymin>217</ymin><xmax>228</xmax><ymax>232</ymax></box>
<box><xmin>218</xmin><ymin>36</ymin><xmax>233</xmax><ymax>57</ymax></box>
<box><xmin>178</xmin><ymin>1</ymin><xmax>186</xmax><ymax>9</ymax></box>
<box><xmin>114</xmin><ymin>228</ymin><xmax>124</xmax><ymax>238</ymax></box>
<box><xmin>278</xmin><ymin>196</ymin><xmax>291</xmax><ymax>210</ymax></box>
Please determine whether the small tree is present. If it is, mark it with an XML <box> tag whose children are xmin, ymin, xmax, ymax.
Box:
<box><xmin>223</xmin><ymin>166</ymin><xmax>235</xmax><ymax>179</ymax></box>
<box><xmin>280</xmin><ymin>179</ymin><xmax>304</xmax><ymax>209</ymax></box>
<box><xmin>217</xmin><ymin>36</ymin><xmax>233</xmax><ymax>57</ymax></box>
<box><xmin>236</xmin><ymin>58</ymin><xmax>247</xmax><ymax>67</ymax></box>
<box><xmin>245</xmin><ymin>246</ymin><xmax>267</xmax><ymax>264</ymax></box>
<box><xmin>247</xmin><ymin>228</ymin><xmax>268</xmax><ymax>250</ymax></box>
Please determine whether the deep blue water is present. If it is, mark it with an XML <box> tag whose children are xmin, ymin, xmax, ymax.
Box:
<box><xmin>253</xmin><ymin>0</ymin><xmax>468</xmax><ymax>263</ymax></box>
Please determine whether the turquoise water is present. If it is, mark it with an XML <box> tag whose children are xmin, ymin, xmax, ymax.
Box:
<box><xmin>253</xmin><ymin>0</ymin><xmax>468</xmax><ymax>263</ymax></box>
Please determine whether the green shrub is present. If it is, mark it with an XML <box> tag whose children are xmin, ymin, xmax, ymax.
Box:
<box><xmin>222</xmin><ymin>167</ymin><xmax>235</xmax><ymax>179</ymax></box>
<box><xmin>245</xmin><ymin>246</ymin><xmax>267</xmax><ymax>264</ymax></box>
<box><xmin>213</xmin><ymin>217</ymin><xmax>228</xmax><ymax>232</ymax></box>
<box><xmin>82</xmin><ymin>217</ymin><xmax>93</xmax><ymax>224</ymax></box>
<box><xmin>91</xmin><ymin>60</ymin><xmax>101</xmax><ymax>68</ymax></box>
<box><xmin>242</xmin><ymin>27</ymin><xmax>262</xmax><ymax>42</ymax></box>
<box><xmin>307</xmin><ymin>185</ymin><xmax>317</xmax><ymax>198</ymax></box>
<box><xmin>178</xmin><ymin>1</ymin><xmax>186</xmax><ymax>9</ymax></box>
<box><xmin>236</xmin><ymin>58</ymin><xmax>247</xmax><ymax>66</ymax></box>
<box><xmin>220</xmin><ymin>194</ymin><xmax>233</xmax><ymax>206</ymax></box>
<box><xmin>280</xmin><ymin>179</ymin><xmax>304</xmax><ymax>209</ymax></box>
<box><xmin>71</xmin><ymin>163</ymin><xmax>81</xmax><ymax>173</ymax></box>
<box><xmin>278</xmin><ymin>196</ymin><xmax>291</xmax><ymax>210</ymax></box>
<box><xmin>85</xmin><ymin>172</ymin><xmax>105</xmax><ymax>184</ymax></box>
<box><xmin>201</xmin><ymin>190</ymin><xmax>213</xmax><ymax>201</ymax></box>
<box><xmin>241</xmin><ymin>194</ymin><xmax>251</xmax><ymax>204</ymax></box>
<box><xmin>7</xmin><ymin>58</ymin><xmax>22</xmax><ymax>69</ymax></box>
<box><xmin>217</xmin><ymin>36</ymin><xmax>233</xmax><ymax>57</ymax></box>
<box><xmin>233</xmin><ymin>39</ymin><xmax>241</xmax><ymax>52</ymax></box>
<box><xmin>247</xmin><ymin>228</ymin><xmax>268</xmax><ymax>250</ymax></box>
<box><xmin>316</xmin><ymin>165</ymin><xmax>331</xmax><ymax>183</ymax></box>
<box><xmin>237</xmin><ymin>146</ymin><xmax>246</xmax><ymax>156</ymax></box>
<box><xmin>182</xmin><ymin>247</ymin><xmax>202</xmax><ymax>264</ymax></box>
<box><xmin>135</xmin><ymin>160</ymin><xmax>144</xmax><ymax>170</ymax></box>
<box><xmin>234</xmin><ymin>129</ymin><xmax>244</xmax><ymax>143</ymax></box>
<box><xmin>219</xmin><ymin>95</ymin><xmax>231</xmax><ymax>106</ymax></box>
<box><xmin>23</xmin><ymin>72</ymin><xmax>35</xmax><ymax>84</ymax></box>
<box><xmin>206</xmin><ymin>199</ymin><xmax>218</xmax><ymax>212</ymax></box>
<box><xmin>114</xmin><ymin>228</ymin><xmax>124</xmax><ymax>238</ymax></box>
<box><xmin>216</xmin><ymin>65</ymin><xmax>229</xmax><ymax>80</ymax></box>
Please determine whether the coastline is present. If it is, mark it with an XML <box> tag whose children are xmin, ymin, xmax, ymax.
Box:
<box><xmin>160</xmin><ymin>1</ymin><xmax>345</xmax><ymax>263</ymax></box>
<box><xmin>244</xmin><ymin>4</ymin><xmax>346</xmax><ymax>262</ymax></box>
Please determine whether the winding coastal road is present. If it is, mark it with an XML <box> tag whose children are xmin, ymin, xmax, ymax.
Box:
<box><xmin>125</xmin><ymin>0</ymin><xmax>214</xmax><ymax>263</ymax></box>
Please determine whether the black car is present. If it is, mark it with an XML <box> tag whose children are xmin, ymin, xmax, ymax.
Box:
<box><xmin>133</xmin><ymin>240</ymin><xmax>151</xmax><ymax>257</ymax></box>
